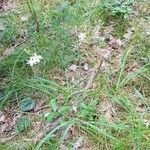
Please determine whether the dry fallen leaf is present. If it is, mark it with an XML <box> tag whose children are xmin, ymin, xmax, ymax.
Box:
<box><xmin>60</xmin><ymin>144</ymin><xmax>68</xmax><ymax>150</ymax></box>
<box><xmin>83</xmin><ymin>63</ymin><xmax>89</xmax><ymax>71</ymax></box>
<box><xmin>73</xmin><ymin>138</ymin><xmax>84</xmax><ymax>150</ymax></box>
<box><xmin>0</xmin><ymin>111</ymin><xmax>22</xmax><ymax>135</ymax></box>
<box><xmin>80</xmin><ymin>140</ymin><xmax>93</xmax><ymax>150</ymax></box>
<box><xmin>0</xmin><ymin>111</ymin><xmax>10</xmax><ymax>123</ymax></box>
<box><xmin>97</xmin><ymin>100</ymin><xmax>115</xmax><ymax>122</ymax></box>
<box><xmin>0</xmin><ymin>121</ymin><xmax>14</xmax><ymax>134</ymax></box>
<box><xmin>3</xmin><ymin>47</ymin><xmax>15</xmax><ymax>56</ymax></box>
<box><xmin>62</xmin><ymin>125</ymin><xmax>79</xmax><ymax>141</ymax></box>
<box><xmin>0</xmin><ymin>114</ymin><xmax>6</xmax><ymax>122</ymax></box>
<box><xmin>101</xmin><ymin>61</ymin><xmax>110</xmax><ymax>73</ymax></box>
<box><xmin>98</xmin><ymin>48</ymin><xmax>111</xmax><ymax>73</ymax></box>
<box><xmin>34</xmin><ymin>100</ymin><xmax>46</xmax><ymax>112</ymax></box>
<box><xmin>68</xmin><ymin>64</ymin><xmax>78</xmax><ymax>71</ymax></box>
<box><xmin>105</xmin><ymin>111</ymin><xmax>113</xmax><ymax>122</ymax></box>
<box><xmin>99</xmin><ymin>101</ymin><xmax>113</xmax><ymax>112</ymax></box>
<box><xmin>70</xmin><ymin>125</ymin><xmax>79</xmax><ymax>138</ymax></box>
<box><xmin>2</xmin><ymin>0</ymin><xmax>18</xmax><ymax>11</ymax></box>
<box><xmin>98</xmin><ymin>48</ymin><xmax>112</xmax><ymax>60</ymax></box>
<box><xmin>126</xmin><ymin>64</ymin><xmax>137</xmax><ymax>73</ymax></box>
<box><xmin>108</xmin><ymin>37</ymin><xmax>122</xmax><ymax>50</ymax></box>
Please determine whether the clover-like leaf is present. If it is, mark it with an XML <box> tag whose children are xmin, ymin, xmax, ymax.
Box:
<box><xmin>19</xmin><ymin>97</ymin><xmax>36</xmax><ymax>112</ymax></box>
<box><xmin>16</xmin><ymin>117</ymin><xmax>31</xmax><ymax>132</ymax></box>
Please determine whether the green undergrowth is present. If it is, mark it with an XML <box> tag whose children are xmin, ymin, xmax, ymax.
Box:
<box><xmin>0</xmin><ymin>0</ymin><xmax>150</xmax><ymax>149</ymax></box>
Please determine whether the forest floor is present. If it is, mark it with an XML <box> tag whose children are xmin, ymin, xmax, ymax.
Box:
<box><xmin>0</xmin><ymin>0</ymin><xmax>150</xmax><ymax>150</ymax></box>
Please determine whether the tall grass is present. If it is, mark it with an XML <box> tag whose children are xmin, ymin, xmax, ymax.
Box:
<box><xmin>0</xmin><ymin>0</ymin><xmax>149</xmax><ymax>149</ymax></box>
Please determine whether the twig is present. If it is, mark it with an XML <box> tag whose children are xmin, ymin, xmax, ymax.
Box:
<box><xmin>71</xmin><ymin>56</ymin><xmax>104</xmax><ymax>112</ymax></box>
<box><xmin>34</xmin><ymin>105</ymin><xmax>49</xmax><ymax>112</ymax></box>
<box><xmin>33</xmin><ymin>116</ymin><xmax>61</xmax><ymax>143</ymax></box>
<box><xmin>85</xmin><ymin>56</ymin><xmax>103</xmax><ymax>90</ymax></box>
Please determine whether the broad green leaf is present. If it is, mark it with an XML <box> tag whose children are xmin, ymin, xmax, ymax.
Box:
<box><xmin>16</xmin><ymin>117</ymin><xmax>31</xmax><ymax>132</ymax></box>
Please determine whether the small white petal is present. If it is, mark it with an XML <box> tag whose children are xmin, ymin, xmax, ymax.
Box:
<box><xmin>27</xmin><ymin>53</ymin><xmax>42</xmax><ymax>67</ymax></box>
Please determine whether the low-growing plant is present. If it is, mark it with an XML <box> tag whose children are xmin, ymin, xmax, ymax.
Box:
<box><xmin>90</xmin><ymin>0</ymin><xmax>135</xmax><ymax>37</ymax></box>
<box><xmin>101</xmin><ymin>0</ymin><xmax>134</xmax><ymax>18</ymax></box>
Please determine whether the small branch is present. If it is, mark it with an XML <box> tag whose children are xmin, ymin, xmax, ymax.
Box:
<box><xmin>85</xmin><ymin>56</ymin><xmax>103</xmax><ymax>90</ymax></box>
<box><xmin>34</xmin><ymin>105</ymin><xmax>49</xmax><ymax>112</ymax></box>
<box><xmin>71</xmin><ymin>56</ymin><xmax>103</xmax><ymax>111</ymax></box>
<box><xmin>33</xmin><ymin>116</ymin><xmax>61</xmax><ymax>143</ymax></box>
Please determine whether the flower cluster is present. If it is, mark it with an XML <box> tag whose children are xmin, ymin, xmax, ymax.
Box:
<box><xmin>27</xmin><ymin>53</ymin><xmax>42</xmax><ymax>67</ymax></box>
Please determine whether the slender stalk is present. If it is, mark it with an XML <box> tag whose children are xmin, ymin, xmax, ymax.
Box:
<box><xmin>26</xmin><ymin>0</ymin><xmax>40</xmax><ymax>32</ymax></box>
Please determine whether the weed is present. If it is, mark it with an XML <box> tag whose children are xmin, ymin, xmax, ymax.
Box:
<box><xmin>101</xmin><ymin>0</ymin><xmax>134</xmax><ymax>17</ymax></box>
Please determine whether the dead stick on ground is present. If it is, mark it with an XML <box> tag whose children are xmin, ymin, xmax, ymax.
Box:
<box><xmin>85</xmin><ymin>56</ymin><xmax>103</xmax><ymax>90</ymax></box>
<box><xmin>34</xmin><ymin>116</ymin><xmax>61</xmax><ymax>143</ymax></box>
<box><xmin>73</xmin><ymin>56</ymin><xmax>103</xmax><ymax>108</ymax></box>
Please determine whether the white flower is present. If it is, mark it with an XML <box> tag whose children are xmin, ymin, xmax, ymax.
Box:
<box><xmin>78</xmin><ymin>32</ymin><xmax>86</xmax><ymax>42</ymax></box>
<box><xmin>27</xmin><ymin>53</ymin><xmax>42</xmax><ymax>67</ymax></box>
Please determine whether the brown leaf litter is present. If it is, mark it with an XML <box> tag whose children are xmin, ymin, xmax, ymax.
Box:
<box><xmin>33</xmin><ymin>116</ymin><xmax>61</xmax><ymax>143</ymax></box>
<box><xmin>68</xmin><ymin>64</ymin><xmax>78</xmax><ymax>72</ymax></box>
<box><xmin>98</xmin><ymin>35</ymin><xmax>124</xmax><ymax>73</ymax></box>
<box><xmin>97</xmin><ymin>100</ymin><xmax>117</xmax><ymax>122</ymax></box>
<box><xmin>108</xmin><ymin>37</ymin><xmax>123</xmax><ymax>50</ymax></box>
<box><xmin>66</xmin><ymin>62</ymin><xmax>90</xmax><ymax>87</ymax></box>
<box><xmin>0</xmin><ymin>0</ymin><xmax>18</xmax><ymax>11</ymax></box>
<box><xmin>83</xmin><ymin>63</ymin><xmax>89</xmax><ymax>71</ymax></box>
<box><xmin>0</xmin><ymin>110</ymin><xmax>22</xmax><ymax>142</ymax></box>
<box><xmin>73</xmin><ymin>138</ymin><xmax>84</xmax><ymax>150</ymax></box>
